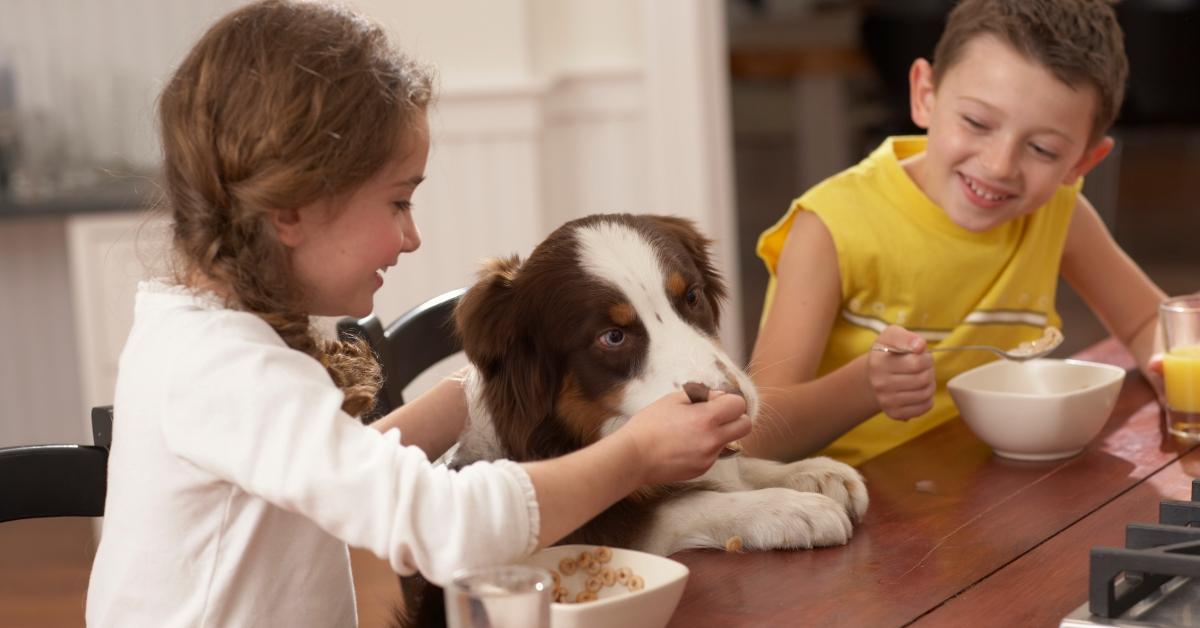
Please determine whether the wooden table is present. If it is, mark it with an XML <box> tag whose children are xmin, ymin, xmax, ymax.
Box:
<box><xmin>667</xmin><ymin>339</ymin><xmax>1200</xmax><ymax>627</ymax></box>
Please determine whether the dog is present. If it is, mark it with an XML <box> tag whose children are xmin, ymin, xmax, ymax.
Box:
<box><xmin>394</xmin><ymin>213</ymin><xmax>867</xmax><ymax>626</ymax></box>
<box><xmin>453</xmin><ymin>213</ymin><xmax>867</xmax><ymax>552</ymax></box>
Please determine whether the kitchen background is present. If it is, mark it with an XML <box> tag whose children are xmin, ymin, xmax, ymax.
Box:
<box><xmin>1</xmin><ymin>0</ymin><xmax>1197</xmax><ymax>451</ymax></box>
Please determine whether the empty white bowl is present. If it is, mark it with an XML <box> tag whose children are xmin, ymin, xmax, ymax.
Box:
<box><xmin>521</xmin><ymin>544</ymin><xmax>689</xmax><ymax>628</ymax></box>
<box><xmin>947</xmin><ymin>358</ymin><xmax>1126</xmax><ymax>460</ymax></box>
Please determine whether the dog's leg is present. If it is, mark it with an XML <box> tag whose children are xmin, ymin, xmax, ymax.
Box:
<box><xmin>635</xmin><ymin>488</ymin><xmax>853</xmax><ymax>556</ymax></box>
<box><xmin>709</xmin><ymin>457</ymin><xmax>869</xmax><ymax>523</ymax></box>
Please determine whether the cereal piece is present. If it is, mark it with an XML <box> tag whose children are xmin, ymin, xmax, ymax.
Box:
<box><xmin>575</xmin><ymin>590</ymin><xmax>598</xmax><ymax>603</ymax></box>
<box><xmin>725</xmin><ymin>535</ymin><xmax>744</xmax><ymax>552</ymax></box>
<box><xmin>559</xmin><ymin>557</ymin><xmax>578</xmax><ymax>575</ymax></box>
<box><xmin>683</xmin><ymin>381</ymin><xmax>710</xmax><ymax>403</ymax></box>
<box><xmin>578</xmin><ymin>551</ymin><xmax>595</xmax><ymax>569</ymax></box>
<box><xmin>616</xmin><ymin>566</ymin><xmax>632</xmax><ymax>583</ymax></box>
<box><xmin>584</xmin><ymin>559</ymin><xmax>603</xmax><ymax>575</ymax></box>
<box><xmin>585</xmin><ymin>575</ymin><xmax>603</xmax><ymax>593</ymax></box>
<box><xmin>627</xmin><ymin>575</ymin><xmax>644</xmax><ymax>591</ymax></box>
<box><xmin>594</xmin><ymin>546</ymin><xmax>613</xmax><ymax>563</ymax></box>
<box><xmin>553</xmin><ymin>585</ymin><xmax>569</xmax><ymax>603</ymax></box>
<box><xmin>601</xmin><ymin>566</ymin><xmax>617</xmax><ymax>587</ymax></box>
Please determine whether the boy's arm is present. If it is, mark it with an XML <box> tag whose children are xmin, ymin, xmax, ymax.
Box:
<box><xmin>370</xmin><ymin>372</ymin><xmax>469</xmax><ymax>459</ymax></box>
<box><xmin>742</xmin><ymin>210</ymin><xmax>880</xmax><ymax>461</ymax></box>
<box><xmin>1060</xmin><ymin>194</ymin><xmax>1166</xmax><ymax>375</ymax></box>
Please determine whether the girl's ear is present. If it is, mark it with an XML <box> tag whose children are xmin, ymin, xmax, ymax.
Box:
<box><xmin>269</xmin><ymin>207</ymin><xmax>305</xmax><ymax>247</ymax></box>
<box><xmin>1064</xmin><ymin>136</ymin><xmax>1115</xmax><ymax>184</ymax></box>
<box><xmin>909</xmin><ymin>58</ymin><xmax>936</xmax><ymax>130</ymax></box>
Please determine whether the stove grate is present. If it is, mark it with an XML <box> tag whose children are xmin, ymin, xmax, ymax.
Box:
<box><xmin>1088</xmin><ymin>479</ymin><xmax>1200</xmax><ymax>618</ymax></box>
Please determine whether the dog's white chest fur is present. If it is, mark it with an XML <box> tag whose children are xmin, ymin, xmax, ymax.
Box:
<box><xmin>453</xmin><ymin>368</ymin><xmax>506</xmax><ymax>464</ymax></box>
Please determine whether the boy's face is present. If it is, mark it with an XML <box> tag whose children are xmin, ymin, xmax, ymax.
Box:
<box><xmin>274</xmin><ymin>112</ymin><xmax>430</xmax><ymax>318</ymax></box>
<box><xmin>907</xmin><ymin>35</ymin><xmax>1112</xmax><ymax>232</ymax></box>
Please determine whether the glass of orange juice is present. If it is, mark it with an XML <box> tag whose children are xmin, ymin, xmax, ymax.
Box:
<box><xmin>1161</xmin><ymin>295</ymin><xmax>1200</xmax><ymax>441</ymax></box>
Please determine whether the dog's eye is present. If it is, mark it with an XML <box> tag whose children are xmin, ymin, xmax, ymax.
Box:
<box><xmin>598</xmin><ymin>329</ymin><xmax>626</xmax><ymax>347</ymax></box>
<box><xmin>685</xmin><ymin>288</ymin><xmax>700</xmax><ymax>305</ymax></box>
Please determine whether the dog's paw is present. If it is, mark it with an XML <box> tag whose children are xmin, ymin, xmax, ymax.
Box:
<box><xmin>780</xmin><ymin>457</ymin><xmax>869</xmax><ymax>522</ymax></box>
<box><xmin>733</xmin><ymin>488</ymin><xmax>853</xmax><ymax>550</ymax></box>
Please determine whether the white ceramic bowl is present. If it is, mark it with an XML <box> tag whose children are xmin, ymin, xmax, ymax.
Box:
<box><xmin>521</xmin><ymin>544</ymin><xmax>688</xmax><ymax>628</ymax></box>
<box><xmin>947</xmin><ymin>358</ymin><xmax>1126</xmax><ymax>460</ymax></box>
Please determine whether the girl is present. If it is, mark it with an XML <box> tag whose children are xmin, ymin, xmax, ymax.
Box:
<box><xmin>85</xmin><ymin>2</ymin><xmax>749</xmax><ymax>626</ymax></box>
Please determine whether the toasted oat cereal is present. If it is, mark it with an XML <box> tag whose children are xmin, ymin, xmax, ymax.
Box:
<box><xmin>585</xmin><ymin>575</ymin><xmax>603</xmax><ymax>593</ymax></box>
<box><xmin>549</xmin><ymin>545</ymin><xmax>648</xmax><ymax>605</ymax></box>
<box><xmin>616</xmin><ymin>566</ymin><xmax>632</xmax><ymax>584</ymax></box>
<box><xmin>559</xmin><ymin>557</ymin><xmax>578</xmax><ymax>575</ymax></box>
<box><xmin>725</xmin><ymin>535</ymin><xmax>744</xmax><ymax>552</ymax></box>
<box><xmin>601</xmin><ymin>566</ymin><xmax>617</xmax><ymax>587</ymax></box>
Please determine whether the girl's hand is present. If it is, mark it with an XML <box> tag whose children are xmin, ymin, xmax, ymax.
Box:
<box><xmin>869</xmin><ymin>325</ymin><xmax>935</xmax><ymax>420</ymax></box>
<box><xmin>619</xmin><ymin>390</ymin><xmax>750</xmax><ymax>486</ymax></box>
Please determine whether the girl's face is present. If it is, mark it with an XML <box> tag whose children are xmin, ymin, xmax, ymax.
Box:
<box><xmin>905</xmin><ymin>35</ymin><xmax>1111</xmax><ymax>232</ymax></box>
<box><xmin>279</xmin><ymin>112</ymin><xmax>430</xmax><ymax>317</ymax></box>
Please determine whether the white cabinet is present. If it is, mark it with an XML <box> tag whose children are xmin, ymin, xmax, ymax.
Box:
<box><xmin>66</xmin><ymin>210</ymin><xmax>170</xmax><ymax>428</ymax></box>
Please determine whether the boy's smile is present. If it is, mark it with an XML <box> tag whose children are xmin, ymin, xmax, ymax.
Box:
<box><xmin>904</xmin><ymin>35</ymin><xmax>1111</xmax><ymax>232</ymax></box>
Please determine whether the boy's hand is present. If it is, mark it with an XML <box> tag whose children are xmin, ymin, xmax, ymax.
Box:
<box><xmin>1146</xmin><ymin>352</ymin><xmax>1167</xmax><ymax>411</ymax></box>
<box><xmin>620</xmin><ymin>390</ymin><xmax>750</xmax><ymax>486</ymax></box>
<box><xmin>869</xmin><ymin>325</ymin><xmax>936</xmax><ymax>420</ymax></box>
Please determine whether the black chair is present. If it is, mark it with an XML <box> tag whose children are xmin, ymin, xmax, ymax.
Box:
<box><xmin>0</xmin><ymin>406</ymin><xmax>113</xmax><ymax>523</ymax></box>
<box><xmin>338</xmin><ymin>288</ymin><xmax>468</xmax><ymax>627</ymax></box>
<box><xmin>336</xmin><ymin>287</ymin><xmax>466</xmax><ymax>423</ymax></box>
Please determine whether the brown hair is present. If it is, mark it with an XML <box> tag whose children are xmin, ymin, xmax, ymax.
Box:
<box><xmin>158</xmin><ymin>0</ymin><xmax>434</xmax><ymax>416</ymax></box>
<box><xmin>932</xmin><ymin>0</ymin><xmax>1127</xmax><ymax>143</ymax></box>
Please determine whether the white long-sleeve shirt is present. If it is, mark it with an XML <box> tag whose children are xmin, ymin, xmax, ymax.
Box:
<box><xmin>86</xmin><ymin>281</ymin><xmax>539</xmax><ymax>627</ymax></box>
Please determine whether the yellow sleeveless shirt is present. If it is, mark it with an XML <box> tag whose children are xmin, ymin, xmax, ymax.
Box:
<box><xmin>757</xmin><ymin>136</ymin><xmax>1081</xmax><ymax>466</ymax></box>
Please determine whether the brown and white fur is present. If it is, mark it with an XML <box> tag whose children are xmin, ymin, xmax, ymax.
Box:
<box><xmin>451</xmin><ymin>213</ymin><xmax>868</xmax><ymax>555</ymax></box>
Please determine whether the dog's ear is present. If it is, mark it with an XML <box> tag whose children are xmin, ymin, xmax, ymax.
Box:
<box><xmin>642</xmin><ymin>214</ymin><xmax>728</xmax><ymax>323</ymax></box>
<box><xmin>456</xmin><ymin>255</ymin><xmax>523</xmax><ymax>375</ymax></box>
<box><xmin>455</xmin><ymin>255</ymin><xmax>560</xmax><ymax>461</ymax></box>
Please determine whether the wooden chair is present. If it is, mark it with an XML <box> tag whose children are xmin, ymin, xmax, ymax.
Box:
<box><xmin>336</xmin><ymin>287</ymin><xmax>466</xmax><ymax>424</ymax></box>
<box><xmin>0</xmin><ymin>406</ymin><xmax>112</xmax><ymax>523</ymax></box>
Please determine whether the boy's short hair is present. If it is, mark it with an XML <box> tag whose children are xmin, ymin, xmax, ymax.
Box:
<box><xmin>932</xmin><ymin>0</ymin><xmax>1127</xmax><ymax>144</ymax></box>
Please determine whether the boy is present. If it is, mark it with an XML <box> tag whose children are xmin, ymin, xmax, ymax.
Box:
<box><xmin>743</xmin><ymin>0</ymin><xmax>1169</xmax><ymax>466</ymax></box>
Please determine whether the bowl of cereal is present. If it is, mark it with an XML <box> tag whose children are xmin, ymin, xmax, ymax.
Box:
<box><xmin>947</xmin><ymin>358</ymin><xmax>1126</xmax><ymax>460</ymax></box>
<box><xmin>521</xmin><ymin>544</ymin><xmax>689</xmax><ymax>628</ymax></box>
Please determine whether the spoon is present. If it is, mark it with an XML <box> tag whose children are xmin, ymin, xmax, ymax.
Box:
<box><xmin>871</xmin><ymin>327</ymin><xmax>1064</xmax><ymax>362</ymax></box>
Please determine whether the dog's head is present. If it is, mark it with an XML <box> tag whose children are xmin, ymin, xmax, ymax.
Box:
<box><xmin>456</xmin><ymin>213</ymin><xmax>757</xmax><ymax>461</ymax></box>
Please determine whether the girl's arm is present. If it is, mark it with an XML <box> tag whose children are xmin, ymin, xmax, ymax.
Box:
<box><xmin>369</xmin><ymin>371</ymin><xmax>469</xmax><ymax>460</ymax></box>
<box><xmin>522</xmin><ymin>390</ymin><xmax>749</xmax><ymax>547</ymax></box>
<box><xmin>1060</xmin><ymin>194</ymin><xmax>1166</xmax><ymax>376</ymax></box>
<box><xmin>741</xmin><ymin>211</ymin><xmax>882</xmax><ymax>461</ymax></box>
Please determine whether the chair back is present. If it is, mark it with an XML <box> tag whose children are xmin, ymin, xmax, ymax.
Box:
<box><xmin>337</xmin><ymin>287</ymin><xmax>466</xmax><ymax>422</ymax></box>
<box><xmin>0</xmin><ymin>406</ymin><xmax>114</xmax><ymax>523</ymax></box>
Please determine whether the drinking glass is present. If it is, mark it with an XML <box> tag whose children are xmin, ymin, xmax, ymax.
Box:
<box><xmin>1160</xmin><ymin>295</ymin><xmax>1200</xmax><ymax>441</ymax></box>
<box><xmin>444</xmin><ymin>564</ymin><xmax>553</xmax><ymax>628</ymax></box>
